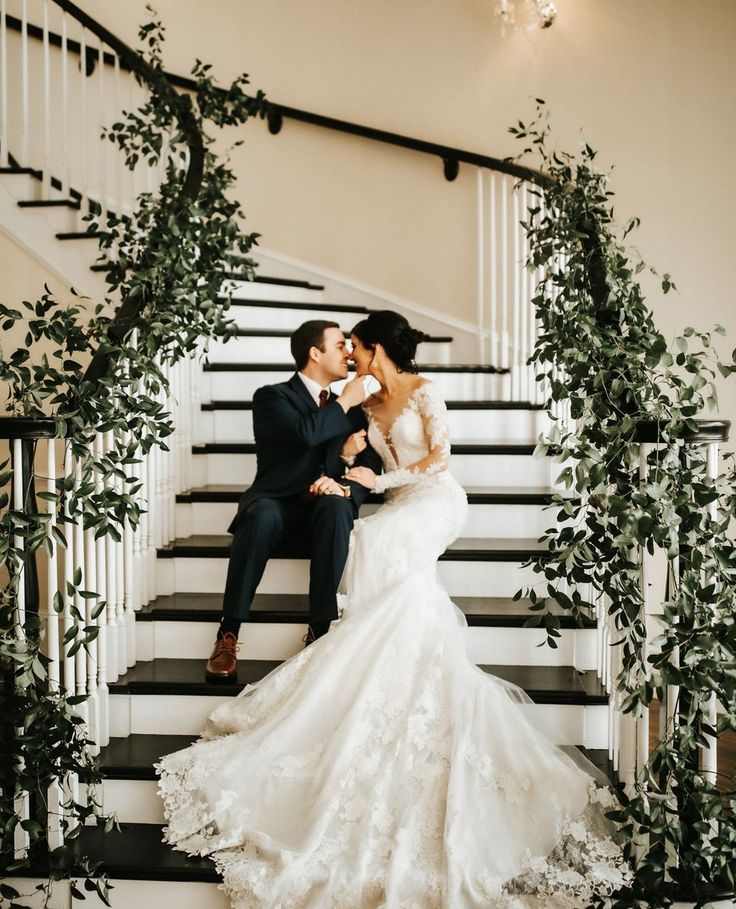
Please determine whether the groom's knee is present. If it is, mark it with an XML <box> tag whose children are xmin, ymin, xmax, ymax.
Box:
<box><xmin>311</xmin><ymin>494</ymin><xmax>354</xmax><ymax>530</ymax></box>
<box><xmin>237</xmin><ymin>498</ymin><xmax>284</xmax><ymax>541</ymax></box>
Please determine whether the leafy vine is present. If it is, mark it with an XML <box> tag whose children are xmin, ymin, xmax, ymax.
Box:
<box><xmin>513</xmin><ymin>103</ymin><xmax>736</xmax><ymax>906</ymax></box>
<box><xmin>0</xmin><ymin>13</ymin><xmax>267</xmax><ymax>905</ymax></box>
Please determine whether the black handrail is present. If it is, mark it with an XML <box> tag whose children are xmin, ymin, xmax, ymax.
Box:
<box><xmin>5</xmin><ymin>11</ymin><xmax>544</xmax><ymax>187</ymax></box>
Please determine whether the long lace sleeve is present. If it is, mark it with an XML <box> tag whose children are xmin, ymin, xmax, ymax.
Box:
<box><xmin>374</xmin><ymin>383</ymin><xmax>451</xmax><ymax>493</ymax></box>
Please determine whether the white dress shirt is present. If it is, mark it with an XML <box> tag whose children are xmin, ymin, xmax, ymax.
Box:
<box><xmin>298</xmin><ymin>371</ymin><xmax>331</xmax><ymax>407</ymax></box>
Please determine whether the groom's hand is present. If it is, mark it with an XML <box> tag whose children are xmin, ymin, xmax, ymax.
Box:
<box><xmin>337</xmin><ymin>376</ymin><xmax>368</xmax><ymax>412</ymax></box>
<box><xmin>341</xmin><ymin>429</ymin><xmax>367</xmax><ymax>460</ymax></box>
<box><xmin>309</xmin><ymin>476</ymin><xmax>350</xmax><ymax>497</ymax></box>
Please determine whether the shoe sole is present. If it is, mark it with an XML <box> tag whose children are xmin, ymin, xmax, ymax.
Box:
<box><xmin>204</xmin><ymin>671</ymin><xmax>238</xmax><ymax>684</ymax></box>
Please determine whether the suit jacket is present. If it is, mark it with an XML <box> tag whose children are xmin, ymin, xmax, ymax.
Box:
<box><xmin>229</xmin><ymin>373</ymin><xmax>382</xmax><ymax>532</ymax></box>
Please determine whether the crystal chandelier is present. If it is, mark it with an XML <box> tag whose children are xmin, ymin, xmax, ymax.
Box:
<box><xmin>497</xmin><ymin>0</ymin><xmax>558</xmax><ymax>31</ymax></box>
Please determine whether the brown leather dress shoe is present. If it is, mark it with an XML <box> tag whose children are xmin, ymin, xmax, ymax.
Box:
<box><xmin>205</xmin><ymin>632</ymin><xmax>239</xmax><ymax>682</ymax></box>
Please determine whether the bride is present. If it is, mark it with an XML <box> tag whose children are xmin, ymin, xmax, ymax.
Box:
<box><xmin>157</xmin><ymin>310</ymin><xmax>630</xmax><ymax>908</ymax></box>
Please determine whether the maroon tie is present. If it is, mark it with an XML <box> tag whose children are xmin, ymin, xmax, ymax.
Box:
<box><xmin>319</xmin><ymin>389</ymin><xmax>329</xmax><ymax>408</ymax></box>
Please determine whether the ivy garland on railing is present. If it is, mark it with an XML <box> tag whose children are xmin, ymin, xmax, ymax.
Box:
<box><xmin>0</xmin><ymin>15</ymin><xmax>267</xmax><ymax>906</ymax></box>
<box><xmin>513</xmin><ymin>103</ymin><xmax>736</xmax><ymax>906</ymax></box>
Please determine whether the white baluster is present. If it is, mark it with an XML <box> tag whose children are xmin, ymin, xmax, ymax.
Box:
<box><xmin>488</xmin><ymin>172</ymin><xmax>498</xmax><ymax>368</ymax></box>
<box><xmin>60</xmin><ymin>10</ymin><xmax>69</xmax><ymax>197</ymax></box>
<box><xmin>519</xmin><ymin>182</ymin><xmax>530</xmax><ymax>403</ymax></box>
<box><xmin>113</xmin><ymin>52</ymin><xmax>122</xmax><ymax>220</ymax></box>
<box><xmin>167</xmin><ymin>361</ymin><xmax>176</xmax><ymax>542</ymax></box>
<box><xmin>73</xmin><ymin>458</ymin><xmax>89</xmax><ymax>734</ymax></box>
<box><xmin>104</xmin><ymin>432</ymin><xmax>119</xmax><ymax>684</ymax></box>
<box><xmin>115</xmin><ymin>433</ymin><xmax>135</xmax><ymax>672</ymax></box>
<box><xmin>79</xmin><ymin>26</ymin><xmax>88</xmax><ymax>219</ymax></box>
<box><xmin>500</xmin><ymin>176</ymin><xmax>509</xmax><ymax>373</ymax></box>
<box><xmin>475</xmin><ymin>168</ymin><xmax>486</xmax><ymax>365</ymax></box>
<box><xmin>93</xmin><ymin>433</ymin><xmax>109</xmax><ymax>746</ymax></box>
<box><xmin>62</xmin><ymin>445</ymin><xmax>76</xmax><ymax>698</ymax></box>
<box><xmin>701</xmin><ymin>441</ymin><xmax>719</xmax><ymax>782</ymax></box>
<box><xmin>97</xmin><ymin>33</ymin><xmax>107</xmax><ymax>226</ymax></box>
<box><xmin>45</xmin><ymin>437</ymin><xmax>64</xmax><ymax>848</ymax></box>
<box><xmin>84</xmin><ymin>451</ymin><xmax>100</xmax><ymax>752</ymax></box>
<box><xmin>511</xmin><ymin>185</ymin><xmax>521</xmax><ymax>401</ymax></box>
<box><xmin>20</xmin><ymin>0</ymin><xmax>28</xmax><ymax>166</ymax></box>
<box><xmin>637</xmin><ymin>444</ymin><xmax>651</xmax><ymax>783</ymax></box>
<box><xmin>45</xmin><ymin>438</ymin><xmax>60</xmax><ymax>688</ymax></box>
<box><xmin>0</xmin><ymin>0</ymin><xmax>8</xmax><ymax>168</ymax></box>
<box><xmin>12</xmin><ymin>438</ymin><xmax>29</xmax><ymax>857</ymax></box>
<box><xmin>42</xmin><ymin>0</ymin><xmax>51</xmax><ymax>195</ymax></box>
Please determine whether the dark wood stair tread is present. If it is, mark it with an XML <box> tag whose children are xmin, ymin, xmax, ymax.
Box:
<box><xmin>157</xmin><ymin>534</ymin><xmax>549</xmax><ymax>561</ymax></box>
<box><xmin>17</xmin><ymin>198</ymin><xmax>80</xmax><ymax>209</ymax></box>
<box><xmin>29</xmin><ymin>823</ymin><xmax>218</xmax><ymax>882</ymax></box>
<box><xmin>203</xmin><ymin>361</ymin><xmax>508</xmax><ymax>374</ymax></box>
<box><xmin>222</xmin><ymin>296</ymin><xmax>370</xmax><ymax>314</ymax></box>
<box><xmin>136</xmin><ymin>592</ymin><xmax>592</xmax><ymax>629</ymax></box>
<box><xmin>99</xmin><ymin>733</ymin><xmax>612</xmax><ymax>783</ymax></box>
<box><xmin>108</xmin><ymin>658</ymin><xmax>606</xmax><ymax>705</ymax></box>
<box><xmin>176</xmin><ymin>484</ymin><xmax>559</xmax><ymax>506</ymax></box>
<box><xmin>201</xmin><ymin>399</ymin><xmax>544</xmax><ymax>411</ymax></box>
<box><xmin>56</xmin><ymin>229</ymin><xmax>108</xmax><ymax>239</ymax></box>
<box><xmin>222</xmin><ymin>328</ymin><xmax>453</xmax><ymax>343</ymax></box>
<box><xmin>191</xmin><ymin>441</ymin><xmax>536</xmax><ymax>455</ymax></box>
<box><xmin>226</xmin><ymin>273</ymin><xmax>325</xmax><ymax>290</ymax></box>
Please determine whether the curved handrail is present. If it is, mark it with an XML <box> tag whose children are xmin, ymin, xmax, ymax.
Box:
<box><xmin>5</xmin><ymin>11</ymin><xmax>543</xmax><ymax>188</ymax></box>
<box><xmin>48</xmin><ymin>0</ymin><xmax>204</xmax><ymax>204</ymax></box>
<box><xmin>36</xmin><ymin>0</ymin><xmax>205</xmax><ymax>384</ymax></box>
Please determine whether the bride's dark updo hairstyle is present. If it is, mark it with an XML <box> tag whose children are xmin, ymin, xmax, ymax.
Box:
<box><xmin>351</xmin><ymin>310</ymin><xmax>429</xmax><ymax>374</ymax></box>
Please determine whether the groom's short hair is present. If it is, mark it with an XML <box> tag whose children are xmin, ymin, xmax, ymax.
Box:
<box><xmin>291</xmin><ymin>320</ymin><xmax>341</xmax><ymax>370</ymax></box>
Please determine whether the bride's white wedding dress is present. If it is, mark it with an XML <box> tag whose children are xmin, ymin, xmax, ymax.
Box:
<box><xmin>157</xmin><ymin>381</ymin><xmax>630</xmax><ymax>909</ymax></box>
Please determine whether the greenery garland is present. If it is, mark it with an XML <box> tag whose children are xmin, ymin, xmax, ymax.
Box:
<box><xmin>512</xmin><ymin>102</ymin><xmax>736</xmax><ymax>906</ymax></box>
<box><xmin>0</xmin><ymin>15</ymin><xmax>267</xmax><ymax>906</ymax></box>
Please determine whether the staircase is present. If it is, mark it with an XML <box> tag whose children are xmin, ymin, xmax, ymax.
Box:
<box><xmin>35</xmin><ymin>276</ymin><xmax>601</xmax><ymax>907</ymax></box>
<box><xmin>0</xmin><ymin>6</ymin><xmax>619</xmax><ymax>905</ymax></box>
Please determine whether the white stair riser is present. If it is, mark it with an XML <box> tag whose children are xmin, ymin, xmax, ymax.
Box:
<box><xmin>109</xmin><ymin>692</ymin><xmax>606</xmax><ymax>748</ymax></box>
<box><xmin>190</xmin><ymin>452</ymin><xmax>554</xmax><ymax>489</ymax></box>
<box><xmin>136</xmin><ymin>620</ymin><xmax>596</xmax><ymax>669</ymax></box>
<box><xmin>2</xmin><ymin>879</ymin><xmax>710</xmax><ymax>909</ymax></box>
<box><xmin>200</xmin><ymin>407</ymin><xmax>550</xmax><ymax>444</ymax></box>
<box><xmin>224</xmin><ymin>304</ymin><xmax>367</xmax><ymax>330</ymax></box>
<box><xmin>175</xmin><ymin>499</ymin><xmax>558</xmax><ymax>539</ymax></box>
<box><xmin>2</xmin><ymin>877</ymin><xmax>229</xmax><ymax>909</ymax></box>
<box><xmin>157</xmin><ymin>557</ymin><xmax>540</xmax><ymax>599</ymax></box>
<box><xmin>204</xmin><ymin>371</ymin><xmax>510</xmax><ymax>401</ymax></box>
<box><xmin>222</xmin><ymin>280</ymin><xmax>325</xmax><ymax>304</ymax></box>
<box><xmin>204</xmin><ymin>334</ymin><xmax>451</xmax><ymax>364</ymax></box>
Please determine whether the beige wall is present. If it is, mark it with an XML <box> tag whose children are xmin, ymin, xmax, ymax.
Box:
<box><xmin>5</xmin><ymin>1</ymin><xmax>736</xmax><ymax>421</ymax></box>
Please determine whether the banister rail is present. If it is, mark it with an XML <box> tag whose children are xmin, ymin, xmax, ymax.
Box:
<box><xmin>2</xmin><ymin>10</ymin><xmax>544</xmax><ymax>188</ymax></box>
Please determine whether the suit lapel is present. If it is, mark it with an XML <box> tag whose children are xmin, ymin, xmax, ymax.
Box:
<box><xmin>288</xmin><ymin>373</ymin><xmax>319</xmax><ymax>412</ymax></box>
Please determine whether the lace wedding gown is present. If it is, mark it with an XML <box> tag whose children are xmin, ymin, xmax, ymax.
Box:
<box><xmin>157</xmin><ymin>381</ymin><xmax>630</xmax><ymax>909</ymax></box>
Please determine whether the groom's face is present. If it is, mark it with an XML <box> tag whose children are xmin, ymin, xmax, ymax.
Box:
<box><xmin>315</xmin><ymin>327</ymin><xmax>351</xmax><ymax>382</ymax></box>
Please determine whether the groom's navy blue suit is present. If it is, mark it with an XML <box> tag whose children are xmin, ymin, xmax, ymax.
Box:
<box><xmin>222</xmin><ymin>373</ymin><xmax>381</xmax><ymax>625</ymax></box>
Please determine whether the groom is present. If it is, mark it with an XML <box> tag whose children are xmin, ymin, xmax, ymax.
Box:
<box><xmin>205</xmin><ymin>320</ymin><xmax>381</xmax><ymax>682</ymax></box>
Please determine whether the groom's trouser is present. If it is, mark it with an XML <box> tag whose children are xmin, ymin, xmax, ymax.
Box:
<box><xmin>222</xmin><ymin>494</ymin><xmax>356</xmax><ymax>625</ymax></box>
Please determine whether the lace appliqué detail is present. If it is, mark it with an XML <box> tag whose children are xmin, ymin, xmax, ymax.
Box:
<box><xmin>368</xmin><ymin>382</ymin><xmax>451</xmax><ymax>494</ymax></box>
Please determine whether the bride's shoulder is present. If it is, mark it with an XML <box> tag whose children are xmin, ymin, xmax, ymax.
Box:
<box><xmin>412</xmin><ymin>378</ymin><xmax>440</xmax><ymax>399</ymax></box>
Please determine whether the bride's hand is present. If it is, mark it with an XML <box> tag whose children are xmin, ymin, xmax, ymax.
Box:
<box><xmin>344</xmin><ymin>466</ymin><xmax>377</xmax><ymax>489</ymax></box>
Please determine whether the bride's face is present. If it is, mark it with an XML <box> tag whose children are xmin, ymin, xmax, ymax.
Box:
<box><xmin>350</xmin><ymin>335</ymin><xmax>374</xmax><ymax>377</ymax></box>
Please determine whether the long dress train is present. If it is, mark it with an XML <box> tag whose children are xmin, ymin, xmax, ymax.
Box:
<box><xmin>157</xmin><ymin>381</ymin><xmax>630</xmax><ymax>908</ymax></box>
